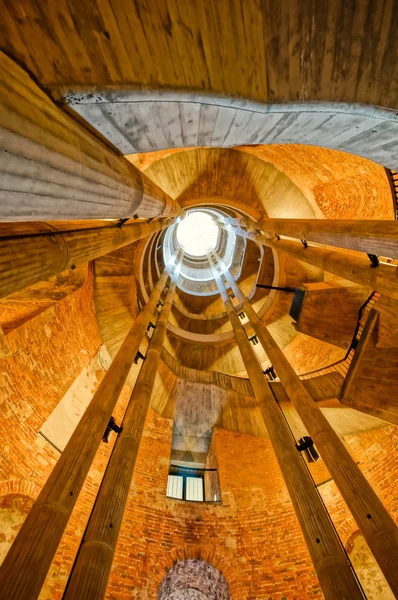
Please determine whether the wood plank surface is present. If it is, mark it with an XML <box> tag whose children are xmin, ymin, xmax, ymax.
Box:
<box><xmin>1</xmin><ymin>0</ymin><xmax>398</xmax><ymax>110</ymax></box>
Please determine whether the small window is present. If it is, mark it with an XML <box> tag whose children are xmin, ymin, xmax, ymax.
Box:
<box><xmin>166</xmin><ymin>464</ymin><xmax>220</xmax><ymax>503</ymax></box>
<box><xmin>166</xmin><ymin>474</ymin><xmax>183</xmax><ymax>500</ymax></box>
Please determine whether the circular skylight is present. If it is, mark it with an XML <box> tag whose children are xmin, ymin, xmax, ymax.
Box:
<box><xmin>176</xmin><ymin>211</ymin><xmax>219</xmax><ymax>256</ymax></box>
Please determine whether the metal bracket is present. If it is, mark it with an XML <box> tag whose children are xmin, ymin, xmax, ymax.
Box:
<box><xmin>133</xmin><ymin>350</ymin><xmax>145</xmax><ymax>364</ymax></box>
<box><xmin>249</xmin><ymin>335</ymin><xmax>259</xmax><ymax>345</ymax></box>
<box><xmin>229</xmin><ymin>292</ymin><xmax>235</xmax><ymax>299</ymax></box>
<box><xmin>238</xmin><ymin>311</ymin><xmax>246</xmax><ymax>319</ymax></box>
<box><xmin>296</xmin><ymin>436</ymin><xmax>319</xmax><ymax>462</ymax></box>
<box><xmin>147</xmin><ymin>321</ymin><xmax>156</xmax><ymax>332</ymax></box>
<box><xmin>117</xmin><ymin>217</ymin><xmax>129</xmax><ymax>228</ymax></box>
<box><xmin>263</xmin><ymin>366</ymin><xmax>277</xmax><ymax>380</ymax></box>
<box><xmin>156</xmin><ymin>300</ymin><xmax>164</xmax><ymax>308</ymax></box>
<box><xmin>368</xmin><ymin>254</ymin><xmax>379</xmax><ymax>268</ymax></box>
<box><xmin>102</xmin><ymin>416</ymin><xmax>123</xmax><ymax>443</ymax></box>
<box><xmin>301</xmin><ymin>239</ymin><xmax>308</xmax><ymax>248</ymax></box>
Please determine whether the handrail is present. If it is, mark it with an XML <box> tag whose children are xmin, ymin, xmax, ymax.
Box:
<box><xmin>385</xmin><ymin>168</ymin><xmax>398</xmax><ymax>220</ymax></box>
<box><xmin>169</xmin><ymin>464</ymin><xmax>217</xmax><ymax>474</ymax></box>
<box><xmin>298</xmin><ymin>291</ymin><xmax>380</xmax><ymax>380</ymax></box>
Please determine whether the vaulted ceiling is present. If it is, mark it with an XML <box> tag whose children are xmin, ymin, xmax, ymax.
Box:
<box><xmin>128</xmin><ymin>145</ymin><xmax>394</xmax><ymax>220</ymax></box>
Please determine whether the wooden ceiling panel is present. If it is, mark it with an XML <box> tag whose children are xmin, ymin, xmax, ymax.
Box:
<box><xmin>1</xmin><ymin>1</ymin><xmax>398</xmax><ymax>109</ymax></box>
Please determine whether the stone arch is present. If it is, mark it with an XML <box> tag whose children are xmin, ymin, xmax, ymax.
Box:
<box><xmin>158</xmin><ymin>559</ymin><xmax>231</xmax><ymax>600</ymax></box>
<box><xmin>159</xmin><ymin>546</ymin><xmax>236</xmax><ymax>590</ymax></box>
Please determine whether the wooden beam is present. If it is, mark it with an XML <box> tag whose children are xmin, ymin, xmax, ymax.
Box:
<box><xmin>226</xmin><ymin>224</ymin><xmax>398</xmax><ymax>301</ymax></box>
<box><xmin>0</xmin><ymin>259</ymin><xmax>177</xmax><ymax>600</ymax></box>
<box><xmin>208</xmin><ymin>254</ymin><xmax>363</xmax><ymax>600</ymax></box>
<box><xmin>256</xmin><ymin>218</ymin><xmax>398</xmax><ymax>259</ymax></box>
<box><xmin>0</xmin><ymin>218</ymin><xmax>175</xmax><ymax>300</ymax></box>
<box><xmin>220</xmin><ymin>261</ymin><xmax>398</xmax><ymax>596</ymax></box>
<box><xmin>0</xmin><ymin>52</ymin><xmax>181</xmax><ymax>221</ymax></box>
<box><xmin>63</xmin><ymin>252</ymin><xmax>183</xmax><ymax>600</ymax></box>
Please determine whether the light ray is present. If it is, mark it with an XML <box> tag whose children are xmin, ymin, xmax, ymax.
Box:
<box><xmin>176</xmin><ymin>212</ymin><xmax>219</xmax><ymax>256</ymax></box>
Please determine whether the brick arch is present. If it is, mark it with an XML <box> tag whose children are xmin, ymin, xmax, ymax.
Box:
<box><xmin>160</xmin><ymin>546</ymin><xmax>236</xmax><ymax>590</ymax></box>
<box><xmin>158</xmin><ymin>558</ymin><xmax>231</xmax><ymax>600</ymax></box>
<box><xmin>0</xmin><ymin>479</ymin><xmax>40</xmax><ymax>501</ymax></box>
<box><xmin>0</xmin><ymin>481</ymin><xmax>38</xmax><ymax>566</ymax></box>
<box><xmin>345</xmin><ymin>530</ymin><xmax>362</xmax><ymax>555</ymax></box>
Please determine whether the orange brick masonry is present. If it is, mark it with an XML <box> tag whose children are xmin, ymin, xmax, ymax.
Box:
<box><xmin>0</xmin><ymin>275</ymin><xmax>397</xmax><ymax>599</ymax></box>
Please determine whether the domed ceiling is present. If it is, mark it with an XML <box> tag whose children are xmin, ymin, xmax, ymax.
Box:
<box><xmin>94</xmin><ymin>142</ymin><xmax>394</xmax><ymax>378</ymax></box>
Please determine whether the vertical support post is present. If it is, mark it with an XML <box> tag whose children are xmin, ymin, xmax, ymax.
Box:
<box><xmin>207</xmin><ymin>254</ymin><xmax>363</xmax><ymax>600</ymax></box>
<box><xmin>0</xmin><ymin>256</ymin><xmax>179</xmax><ymax>600</ymax></box>
<box><xmin>62</xmin><ymin>250</ymin><xmax>183</xmax><ymax>600</ymax></box>
<box><xmin>0</xmin><ymin>51</ymin><xmax>182</xmax><ymax>221</ymax></box>
<box><xmin>217</xmin><ymin>252</ymin><xmax>398</xmax><ymax>596</ymax></box>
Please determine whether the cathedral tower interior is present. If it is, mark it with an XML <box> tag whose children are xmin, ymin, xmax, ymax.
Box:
<box><xmin>0</xmin><ymin>2</ymin><xmax>397</xmax><ymax>599</ymax></box>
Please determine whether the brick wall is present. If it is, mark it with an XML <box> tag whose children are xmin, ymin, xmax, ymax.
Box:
<box><xmin>319</xmin><ymin>425</ymin><xmax>398</xmax><ymax>547</ymax></box>
<box><xmin>107</xmin><ymin>413</ymin><xmax>397</xmax><ymax>600</ymax></box>
<box><xmin>0</xmin><ymin>267</ymin><xmax>102</xmax><ymax>489</ymax></box>
<box><xmin>0</xmin><ymin>269</ymin><xmax>397</xmax><ymax>600</ymax></box>
<box><xmin>108</xmin><ymin>410</ymin><xmax>323</xmax><ymax>600</ymax></box>
<box><xmin>0</xmin><ymin>268</ymin><xmax>132</xmax><ymax>598</ymax></box>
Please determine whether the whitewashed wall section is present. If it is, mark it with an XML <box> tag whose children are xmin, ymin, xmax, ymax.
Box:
<box><xmin>63</xmin><ymin>91</ymin><xmax>398</xmax><ymax>168</ymax></box>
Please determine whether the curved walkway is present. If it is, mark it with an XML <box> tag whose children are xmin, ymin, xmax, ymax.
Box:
<box><xmin>66</xmin><ymin>90</ymin><xmax>398</xmax><ymax>168</ymax></box>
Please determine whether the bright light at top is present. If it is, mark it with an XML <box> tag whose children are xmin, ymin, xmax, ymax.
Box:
<box><xmin>176</xmin><ymin>211</ymin><xmax>219</xmax><ymax>256</ymax></box>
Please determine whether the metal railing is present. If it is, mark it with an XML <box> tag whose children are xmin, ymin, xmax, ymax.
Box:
<box><xmin>385</xmin><ymin>168</ymin><xmax>398</xmax><ymax>220</ymax></box>
<box><xmin>298</xmin><ymin>291</ymin><xmax>380</xmax><ymax>380</ymax></box>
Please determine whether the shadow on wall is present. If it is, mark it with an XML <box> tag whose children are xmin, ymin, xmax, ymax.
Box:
<box><xmin>346</xmin><ymin>531</ymin><xmax>394</xmax><ymax>600</ymax></box>
<box><xmin>0</xmin><ymin>494</ymin><xmax>34</xmax><ymax>565</ymax></box>
<box><xmin>158</xmin><ymin>559</ymin><xmax>231</xmax><ymax>600</ymax></box>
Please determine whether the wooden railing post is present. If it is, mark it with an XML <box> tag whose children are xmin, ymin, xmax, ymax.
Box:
<box><xmin>207</xmin><ymin>254</ymin><xmax>363</xmax><ymax>600</ymax></box>
<box><xmin>0</xmin><ymin>255</ymin><xmax>179</xmax><ymax>600</ymax></box>
<box><xmin>62</xmin><ymin>251</ymin><xmax>183</xmax><ymax>600</ymax></box>
<box><xmin>216</xmin><ymin>253</ymin><xmax>398</xmax><ymax>596</ymax></box>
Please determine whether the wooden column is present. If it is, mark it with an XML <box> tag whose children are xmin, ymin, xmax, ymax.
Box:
<box><xmin>63</xmin><ymin>251</ymin><xmax>183</xmax><ymax>600</ymax></box>
<box><xmin>218</xmin><ymin>257</ymin><xmax>398</xmax><ymax>596</ymax></box>
<box><xmin>0</xmin><ymin>257</ymin><xmax>178</xmax><ymax>600</ymax></box>
<box><xmin>0</xmin><ymin>217</ymin><xmax>177</xmax><ymax>300</ymax></box>
<box><xmin>224</xmin><ymin>223</ymin><xmax>398</xmax><ymax>301</ymax></box>
<box><xmin>0</xmin><ymin>51</ymin><xmax>181</xmax><ymax>221</ymax></box>
<box><xmin>221</xmin><ymin>216</ymin><xmax>398</xmax><ymax>259</ymax></box>
<box><xmin>208</xmin><ymin>255</ymin><xmax>363</xmax><ymax>600</ymax></box>
<box><xmin>256</xmin><ymin>217</ymin><xmax>398</xmax><ymax>259</ymax></box>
